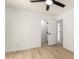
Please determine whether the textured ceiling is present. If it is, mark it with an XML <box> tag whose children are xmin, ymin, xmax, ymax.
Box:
<box><xmin>6</xmin><ymin>0</ymin><xmax>74</xmax><ymax>16</ymax></box>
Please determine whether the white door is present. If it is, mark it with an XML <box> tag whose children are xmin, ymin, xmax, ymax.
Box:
<box><xmin>48</xmin><ymin>20</ymin><xmax>57</xmax><ymax>45</ymax></box>
<box><xmin>41</xmin><ymin>19</ymin><xmax>48</xmax><ymax>43</ymax></box>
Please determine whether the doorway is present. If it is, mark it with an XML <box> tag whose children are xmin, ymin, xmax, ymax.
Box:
<box><xmin>41</xmin><ymin>19</ymin><xmax>57</xmax><ymax>46</ymax></box>
<box><xmin>57</xmin><ymin>20</ymin><xmax>63</xmax><ymax>46</ymax></box>
<box><xmin>41</xmin><ymin>19</ymin><xmax>48</xmax><ymax>46</ymax></box>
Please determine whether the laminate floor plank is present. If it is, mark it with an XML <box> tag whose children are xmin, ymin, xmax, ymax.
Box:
<box><xmin>5</xmin><ymin>45</ymin><xmax>74</xmax><ymax>59</ymax></box>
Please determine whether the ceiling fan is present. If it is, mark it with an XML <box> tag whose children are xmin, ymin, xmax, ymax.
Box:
<box><xmin>30</xmin><ymin>0</ymin><xmax>65</xmax><ymax>11</ymax></box>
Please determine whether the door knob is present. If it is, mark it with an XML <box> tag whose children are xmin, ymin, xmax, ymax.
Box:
<box><xmin>47</xmin><ymin>32</ymin><xmax>49</xmax><ymax>34</ymax></box>
<box><xmin>47</xmin><ymin>32</ymin><xmax>51</xmax><ymax>35</ymax></box>
<box><xmin>49</xmin><ymin>33</ymin><xmax>51</xmax><ymax>35</ymax></box>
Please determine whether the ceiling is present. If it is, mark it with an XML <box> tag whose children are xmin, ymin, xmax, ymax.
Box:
<box><xmin>6</xmin><ymin>0</ymin><xmax>74</xmax><ymax>16</ymax></box>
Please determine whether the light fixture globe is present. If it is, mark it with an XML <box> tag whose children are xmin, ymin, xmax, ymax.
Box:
<box><xmin>46</xmin><ymin>0</ymin><xmax>52</xmax><ymax>5</ymax></box>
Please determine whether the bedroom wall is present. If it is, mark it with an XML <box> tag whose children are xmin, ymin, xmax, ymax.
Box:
<box><xmin>5</xmin><ymin>8</ymin><xmax>56</xmax><ymax>52</ymax></box>
<box><xmin>55</xmin><ymin>8</ymin><xmax>74</xmax><ymax>52</ymax></box>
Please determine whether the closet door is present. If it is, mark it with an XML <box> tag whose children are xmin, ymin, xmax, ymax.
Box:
<box><xmin>41</xmin><ymin>19</ymin><xmax>48</xmax><ymax>43</ymax></box>
<box><xmin>48</xmin><ymin>20</ymin><xmax>57</xmax><ymax>45</ymax></box>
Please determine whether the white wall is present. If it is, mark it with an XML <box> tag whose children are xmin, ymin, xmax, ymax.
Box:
<box><xmin>5</xmin><ymin>8</ymin><xmax>56</xmax><ymax>52</ymax></box>
<box><xmin>5</xmin><ymin>8</ymin><xmax>41</xmax><ymax>52</ymax></box>
<box><xmin>56</xmin><ymin>8</ymin><xmax>74</xmax><ymax>52</ymax></box>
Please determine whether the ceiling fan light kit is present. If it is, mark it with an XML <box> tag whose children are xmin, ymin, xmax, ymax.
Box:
<box><xmin>30</xmin><ymin>0</ymin><xmax>65</xmax><ymax>11</ymax></box>
<box><xmin>46</xmin><ymin>0</ymin><xmax>52</xmax><ymax>5</ymax></box>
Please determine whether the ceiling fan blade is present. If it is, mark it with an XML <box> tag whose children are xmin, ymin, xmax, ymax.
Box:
<box><xmin>30</xmin><ymin>0</ymin><xmax>45</xmax><ymax>2</ymax></box>
<box><xmin>46</xmin><ymin>5</ymin><xmax>50</xmax><ymax>11</ymax></box>
<box><xmin>53</xmin><ymin>0</ymin><xmax>65</xmax><ymax>7</ymax></box>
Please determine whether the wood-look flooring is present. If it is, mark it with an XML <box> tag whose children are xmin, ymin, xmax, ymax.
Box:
<box><xmin>5</xmin><ymin>45</ymin><xmax>74</xmax><ymax>59</ymax></box>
